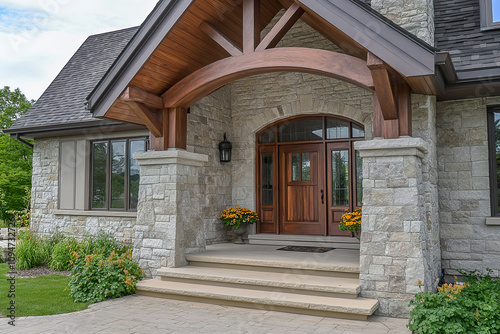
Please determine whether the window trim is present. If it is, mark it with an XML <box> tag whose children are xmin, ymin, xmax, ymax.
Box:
<box><xmin>480</xmin><ymin>0</ymin><xmax>500</xmax><ymax>31</ymax></box>
<box><xmin>487</xmin><ymin>106</ymin><xmax>500</xmax><ymax>216</ymax></box>
<box><xmin>90</xmin><ymin>136</ymin><xmax>147</xmax><ymax>212</ymax></box>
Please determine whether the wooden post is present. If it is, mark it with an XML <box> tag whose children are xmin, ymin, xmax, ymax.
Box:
<box><xmin>168</xmin><ymin>107</ymin><xmax>188</xmax><ymax>149</ymax></box>
<box><xmin>243</xmin><ymin>0</ymin><xmax>260</xmax><ymax>54</ymax></box>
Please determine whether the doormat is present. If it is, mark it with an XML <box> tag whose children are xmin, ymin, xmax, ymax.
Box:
<box><xmin>277</xmin><ymin>246</ymin><xmax>335</xmax><ymax>253</ymax></box>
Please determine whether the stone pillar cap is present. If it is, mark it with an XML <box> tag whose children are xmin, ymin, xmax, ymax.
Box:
<box><xmin>354</xmin><ymin>137</ymin><xmax>429</xmax><ymax>158</ymax></box>
<box><xmin>134</xmin><ymin>149</ymin><xmax>209</xmax><ymax>166</ymax></box>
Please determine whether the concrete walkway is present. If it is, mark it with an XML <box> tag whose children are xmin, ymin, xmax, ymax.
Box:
<box><xmin>1</xmin><ymin>295</ymin><xmax>410</xmax><ymax>334</ymax></box>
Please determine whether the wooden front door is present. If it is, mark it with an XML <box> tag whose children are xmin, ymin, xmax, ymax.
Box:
<box><xmin>279</xmin><ymin>143</ymin><xmax>325</xmax><ymax>235</ymax></box>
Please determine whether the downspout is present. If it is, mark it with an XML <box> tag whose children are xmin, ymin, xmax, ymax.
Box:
<box><xmin>15</xmin><ymin>134</ymin><xmax>34</xmax><ymax>149</ymax></box>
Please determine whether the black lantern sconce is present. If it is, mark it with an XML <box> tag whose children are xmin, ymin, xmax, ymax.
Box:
<box><xmin>219</xmin><ymin>133</ymin><xmax>232</xmax><ymax>162</ymax></box>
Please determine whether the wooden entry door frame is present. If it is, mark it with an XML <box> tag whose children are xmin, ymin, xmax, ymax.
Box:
<box><xmin>256</xmin><ymin>115</ymin><xmax>364</xmax><ymax>236</ymax></box>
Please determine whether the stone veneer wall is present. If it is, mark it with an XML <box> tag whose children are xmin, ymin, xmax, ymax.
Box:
<box><xmin>186</xmin><ymin>86</ymin><xmax>233</xmax><ymax>245</ymax></box>
<box><xmin>31</xmin><ymin>138</ymin><xmax>137</xmax><ymax>240</ymax></box>
<box><xmin>437</xmin><ymin>97</ymin><xmax>500</xmax><ymax>278</ymax></box>
<box><xmin>371</xmin><ymin>0</ymin><xmax>435</xmax><ymax>45</ymax></box>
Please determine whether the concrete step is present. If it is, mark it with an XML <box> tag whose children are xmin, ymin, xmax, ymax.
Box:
<box><xmin>136</xmin><ymin>278</ymin><xmax>379</xmax><ymax>320</ymax></box>
<box><xmin>248</xmin><ymin>234</ymin><xmax>360</xmax><ymax>250</ymax></box>
<box><xmin>157</xmin><ymin>266</ymin><xmax>360</xmax><ymax>298</ymax></box>
<box><xmin>186</xmin><ymin>247</ymin><xmax>359</xmax><ymax>279</ymax></box>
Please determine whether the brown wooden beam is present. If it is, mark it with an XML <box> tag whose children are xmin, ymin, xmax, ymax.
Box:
<box><xmin>149</xmin><ymin>109</ymin><xmax>169</xmax><ymax>151</ymax></box>
<box><xmin>372</xmin><ymin>92</ymin><xmax>399</xmax><ymax>139</ymax></box>
<box><xmin>120</xmin><ymin>86</ymin><xmax>163</xmax><ymax>110</ymax></box>
<box><xmin>256</xmin><ymin>3</ymin><xmax>304</xmax><ymax>52</ymax></box>
<box><xmin>162</xmin><ymin>47</ymin><xmax>374</xmax><ymax>108</ymax></box>
<box><xmin>126</xmin><ymin>101</ymin><xmax>163</xmax><ymax>138</ymax></box>
<box><xmin>168</xmin><ymin>107</ymin><xmax>187</xmax><ymax>149</ymax></box>
<box><xmin>243</xmin><ymin>0</ymin><xmax>260</xmax><ymax>54</ymax></box>
<box><xmin>199</xmin><ymin>21</ymin><xmax>243</xmax><ymax>57</ymax></box>
<box><xmin>367</xmin><ymin>52</ymin><xmax>398</xmax><ymax>120</ymax></box>
<box><xmin>396</xmin><ymin>82</ymin><xmax>412</xmax><ymax>137</ymax></box>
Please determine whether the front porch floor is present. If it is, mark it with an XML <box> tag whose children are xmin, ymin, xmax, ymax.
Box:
<box><xmin>187</xmin><ymin>243</ymin><xmax>360</xmax><ymax>274</ymax></box>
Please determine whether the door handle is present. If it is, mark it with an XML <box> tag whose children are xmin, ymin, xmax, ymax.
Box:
<box><xmin>321</xmin><ymin>189</ymin><xmax>324</xmax><ymax>204</ymax></box>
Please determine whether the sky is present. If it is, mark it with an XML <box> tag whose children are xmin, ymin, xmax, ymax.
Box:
<box><xmin>494</xmin><ymin>0</ymin><xmax>500</xmax><ymax>22</ymax></box>
<box><xmin>0</xmin><ymin>0</ymin><xmax>159</xmax><ymax>101</ymax></box>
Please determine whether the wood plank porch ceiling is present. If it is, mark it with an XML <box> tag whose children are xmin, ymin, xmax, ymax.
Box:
<box><xmin>103</xmin><ymin>0</ymin><xmax>438</xmax><ymax>128</ymax></box>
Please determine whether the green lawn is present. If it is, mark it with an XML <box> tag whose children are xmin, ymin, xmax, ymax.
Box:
<box><xmin>0</xmin><ymin>264</ymin><xmax>91</xmax><ymax>317</ymax></box>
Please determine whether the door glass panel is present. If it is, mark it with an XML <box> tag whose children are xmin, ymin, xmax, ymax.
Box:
<box><xmin>301</xmin><ymin>152</ymin><xmax>311</xmax><ymax>181</ymax></box>
<box><xmin>332</xmin><ymin>150</ymin><xmax>349</xmax><ymax>206</ymax></box>
<box><xmin>259</xmin><ymin>128</ymin><xmax>275</xmax><ymax>143</ymax></box>
<box><xmin>92</xmin><ymin>142</ymin><xmax>107</xmax><ymax>209</ymax></box>
<box><xmin>355</xmin><ymin>150</ymin><xmax>363</xmax><ymax>207</ymax></box>
<box><xmin>262</xmin><ymin>154</ymin><xmax>273</xmax><ymax>205</ymax></box>
<box><xmin>352</xmin><ymin>123</ymin><xmax>365</xmax><ymax>138</ymax></box>
<box><xmin>111</xmin><ymin>141</ymin><xmax>126</xmax><ymax>209</ymax></box>
<box><xmin>278</xmin><ymin>118</ymin><xmax>323</xmax><ymax>142</ymax></box>
<box><xmin>291</xmin><ymin>153</ymin><xmax>301</xmax><ymax>181</ymax></box>
<box><xmin>129</xmin><ymin>139</ymin><xmax>145</xmax><ymax>210</ymax></box>
<box><xmin>326</xmin><ymin>119</ymin><xmax>349</xmax><ymax>139</ymax></box>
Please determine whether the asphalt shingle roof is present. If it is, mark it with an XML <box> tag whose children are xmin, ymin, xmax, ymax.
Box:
<box><xmin>435</xmin><ymin>0</ymin><xmax>500</xmax><ymax>71</ymax></box>
<box><xmin>8</xmin><ymin>27</ymin><xmax>139</xmax><ymax>132</ymax></box>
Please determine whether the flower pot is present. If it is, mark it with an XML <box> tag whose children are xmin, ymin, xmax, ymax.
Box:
<box><xmin>353</xmin><ymin>230</ymin><xmax>361</xmax><ymax>240</ymax></box>
<box><xmin>232</xmin><ymin>225</ymin><xmax>247</xmax><ymax>244</ymax></box>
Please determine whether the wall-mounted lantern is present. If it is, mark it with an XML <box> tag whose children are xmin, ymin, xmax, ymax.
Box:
<box><xmin>219</xmin><ymin>133</ymin><xmax>232</xmax><ymax>163</ymax></box>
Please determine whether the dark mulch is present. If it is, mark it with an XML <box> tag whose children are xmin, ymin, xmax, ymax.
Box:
<box><xmin>277</xmin><ymin>246</ymin><xmax>335</xmax><ymax>253</ymax></box>
<box><xmin>13</xmin><ymin>265</ymin><xmax>71</xmax><ymax>278</ymax></box>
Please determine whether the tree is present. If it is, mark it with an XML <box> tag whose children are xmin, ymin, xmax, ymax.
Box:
<box><xmin>0</xmin><ymin>86</ymin><xmax>35</xmax><ymax>221</ymax></box>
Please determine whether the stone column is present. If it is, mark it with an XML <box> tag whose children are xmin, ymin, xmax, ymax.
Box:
<box><xmin>133</xmin><ymin>150</ymin><xmax>208</xmax><ymax>277</ymax></box>
<box><xmin>355</xmin><ymin>137</ymin><xmax>441</xmax><ymax>317</ymax></box>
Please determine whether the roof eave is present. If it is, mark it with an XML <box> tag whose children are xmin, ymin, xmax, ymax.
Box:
<box><xmin>87</xmin><ymin>0</ymin><xmax>194</xmax><ymax>118</ymax></box>
<box><xmin>298</xmin><ymin>0</ymin><xmax>437</xmax><ymax>77</ymax></box>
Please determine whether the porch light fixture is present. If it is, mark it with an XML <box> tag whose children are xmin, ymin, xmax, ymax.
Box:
<box><xmin>219</xmin><ymin>133</ymin><xmax>232</xmax><ymax>162</ymax></box>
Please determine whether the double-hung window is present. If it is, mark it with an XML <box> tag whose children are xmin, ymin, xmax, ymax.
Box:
<box><xmin>91</xmin><ymin>137</ymin><xmax>147</xmax><ymax>211</ymax></box>
<box><xmin>480</xmin><ymin>0</ymin><xmax>500</xmax><ymax>30</ymax></box>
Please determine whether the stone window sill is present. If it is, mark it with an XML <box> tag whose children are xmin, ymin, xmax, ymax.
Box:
<box><xmin>53</xmin><ymin>210</ymin><xmax>137</xmax><ymax>218</ymax></box>
<box><xmin>485</xmin><ymin>217</ymin><xmax>500</xmax><ymax>226</ymax></box>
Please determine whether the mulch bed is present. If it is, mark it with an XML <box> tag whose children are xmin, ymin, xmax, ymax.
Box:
<box><xmin>10</xmin><ymin>265</ymin><xmax>71</xmax><ymax>278</ymax></box>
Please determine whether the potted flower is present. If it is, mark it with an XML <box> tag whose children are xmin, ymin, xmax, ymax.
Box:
<box><xmin>339</xmin><ymin>208</ymin><xmax>362</xmax><ymax>239</ymax></box>
<box><xmin>219</xmin><ymin>206</ymin><xmax>259</xmax><ymax>244</ymax></box>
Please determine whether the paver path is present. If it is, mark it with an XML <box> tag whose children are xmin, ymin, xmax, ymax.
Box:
<box><xmin>1</xmin><ymin>295</ymin><xmax>410</xmax><ymax>333</ymax></box>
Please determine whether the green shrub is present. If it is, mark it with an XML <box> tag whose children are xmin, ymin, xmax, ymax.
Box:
<box><xmin>69</xmin><ymin>249</ymin><xmax>144</xmax><ymax>303</ymax></box>
<box><xmin>408</xmin><ymin>270</ymin><xmax>500</xmax><ymax>334</ymax></box>
<box><xmin>80</xmin><ymin>231</ymin><xmax>129</xmax><ymax>257</ymax></box>
<box><xmin>39</xmin><ymin>232</ymin><xmax>65</xmax><ymax>265</ymax></box>
<box><xmin>49</xmin><ymin>237</ymin><xmax>80</xmax><ymax>271</ymax></box>
<box><xmin>15</xmin><ymin>229</ymin><xmax>43</xmax><ymax>270</ymax></box>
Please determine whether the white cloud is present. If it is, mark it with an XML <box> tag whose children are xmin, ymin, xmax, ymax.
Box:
<box><xmin>0</xmin><ymin>0</ymin><xmax>158</xmax><ymax>100</ymax></box>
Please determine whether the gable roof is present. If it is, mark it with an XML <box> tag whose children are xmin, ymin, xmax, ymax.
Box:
<box><xmin>87</xmin><ymin>0</ymin><xmax>442</xmax><ymax>120</ymax></box>
<box><xmin>5</xmin><ymin>27</ymin><xmax>142</xmax><ymax>137</ymax></box>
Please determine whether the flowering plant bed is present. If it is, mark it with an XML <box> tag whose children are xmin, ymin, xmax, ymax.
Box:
<box><xmin>219</xmin><ymin>206</ymin><xmax>258</xmax><ymax>230</ymax></box>
<box><xmin>408</xmin><ymin>270</ymin><xmax>500</xmax><ymax>334</ymax></box>
<box><xmin>338</xmin><ymin>208</ymin><xmax>362</xmax><ymax>232</ymax></box>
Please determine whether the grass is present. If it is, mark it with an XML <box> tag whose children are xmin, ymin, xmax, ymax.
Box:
<box><xmin>0</xmin><ymin>264</ymin><xmax>91</xmax><ymax>317</ymax></box>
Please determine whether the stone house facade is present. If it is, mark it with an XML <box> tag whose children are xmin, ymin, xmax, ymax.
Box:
<box><xmin>6</xmin><ymin>0</ymin><xmax>500</xmax><ymax>317</ymax></box>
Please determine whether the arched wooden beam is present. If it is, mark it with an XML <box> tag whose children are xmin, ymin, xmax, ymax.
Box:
<box><xmin>162</xmin><ymin>47</ymin><xmax>374</xmax><ymax>108</ymax></box>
